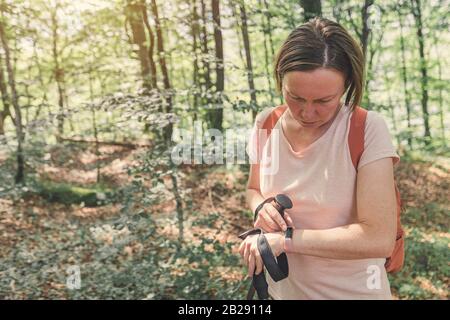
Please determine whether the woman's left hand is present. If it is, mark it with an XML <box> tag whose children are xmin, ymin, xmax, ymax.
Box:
<box><xmin>238</xmin><ymin>232</ymin><xmax>285</xmax><ymax>278</ymax></box>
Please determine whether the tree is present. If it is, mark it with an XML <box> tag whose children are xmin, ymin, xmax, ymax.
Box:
<box><xmin>342</xmin><ymin>0</ymin><xmax>376</xmax><ymax>109</ymax></box>
<box><xmin>205</xmin><ymin>0</ymin><xmax>224</xmax><ymax>131</ymax></box>
<box><xmin>150</xmin><ymin>0</ymin><xmax>174</xmax><ymax>143</ymax></box>
<box><xmin>238</xmin><ymin>1</ymin><xmax>257</xmax><ymax>121</ymax></box>
<box><xmin>410</xmin><ymin>0</ymin><xmax>431</xmax><ymax>144</ymax></box>
<box><xmin>360</xmin><ymin>0</ymin><xmax>374</xmax><ymax>59</ymax></box>
<box><xmin>0</xmin><ymin>12</ymin><xmax>24</xmax><ymax>183</ymax></box>
<box><xmin>258</xmin><ymin>0</ymin><xmax>276</xmax><ymax>105</ymax></box>
<box><xmin>300</xmin><ymin>0</ymin><xmax>322</xmax><ymax>21</ymax></box>
<box><xmin>190</xmin><ymin>0</ymin><xmax>201</xmax><ymax>121</ymax></box>
<box><xmin>125</xmin><ymin>0</ymin><xmax>153</xmax><ymax>90</ymax></box>
<box><xmin>140</xmin><ymin>0</ymin><xmax>158</xmax><ymax>89</ymax></box>
<box><xmin>199</xmin><ymin>0</ymin><xmax>212</xmax><ymax>115</ymax></box>
<box><xmin>49</xmin><ymin>2</ymin><xmax>68</xmax><ymax>140</ymax></box>
<box><xmin>0</xmin><ymin>50</ymin><xmax>12</xmax><ymax>136</ymax></box>
<box><xmin>397</xmin><ymin>5</ymin><xmax>413</xmax><ymax>150</ymax></box>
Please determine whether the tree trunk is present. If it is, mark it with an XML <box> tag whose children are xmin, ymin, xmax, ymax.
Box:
<box><xmin>50</xmin><ymin>7</ymin><xmax>66</xmax><ymax>141</ymax></box>
<box><xmin>0</xmin><ymin>110</ymin><xmax>4</xmax><ymax>135</ymax></box>
<box><xmin>263</xmin><ymin>0</ymin><xmax>282</xmax><ymax>104</ymax></box>
<box><xmin>0</xmin><ymin>20</ymin><xmax>24</xmax><ymax>183</ymax></box>
<box><xmin>300</xmin><ymin>0</ymin><xmax>322</xmax><ymax>21</ymax></box>
<box><xmin>239</xmin><ymin>2</ymin><xmax>257</xmax><ymax>121</ymax></box>
<box><xmin>140</xmin><ymin>0</ymin><xmax>158</xmax><ymax>90</ymax></box>
<box><xmin>361</xmin><ymin>0</ymin><xmax>374</xmax><ymax>110</ymax></box>
<box><xmin>344</xmin><ymin>1</ymin><xmax>374</xmax><ymax>109</ymax></box>
<box><xmin>360</xmin><ymin>0</ymin><xmax>374</xmax><ymax>59</ymax></box>
<box><xmin>210</xmin><ymin>0</ymin><xmax>224</xmax><ymax>131</ymax></box>
<box><xmin>0</xmin><ymin>51</ymin><xmax>12</xmax><ymax>136</ymax></box>
<box><xmin>150</xmin><ymin>0</ymin><xmax>173</xmax><ymax>143</ymax></box>
<box><xmin>200</xmin><ymin>0</ymin><xmax>212</xmax><ymax>115</ymax></box>
<box><xmin>125</xmin><ymin>0</ymin><xmax>152</xmax><ymax>91</ymax></box>
<box><xmin>190</xmin><ymin>0</ymin><xmax>200</xmax><ymax>121</ymax></box>
<box><xmin>398</xmin><ymin>9</ymin><xmax>413</xmax><ymax>150</ymax></box>
<box><xmin>31</xmin><ymin>38</ymin><xmax>48</xmax><ymax>122</ymax></box>
<box><xmin>88</xmin><ymin>67</ymin><xmax>100</xmax><ymax>184</ymax></box>
<box><xmin>258</xmin><ymin>0</ymin><xmax>275</xmax><ymax>105</ymax></box>
<box><xmin>262</xmin><ymin>0</ymin><xmax>275</xmax><ymax>58</ymax></box>
<box><xmin>410</xmin><ymin>0</ymin><xmax>431</xmax><ymax>144</ymax></box>
<box><xmin>433</xmin><ymin>37</ymin><xmax>446</xmax><ymax>146</ymax></box>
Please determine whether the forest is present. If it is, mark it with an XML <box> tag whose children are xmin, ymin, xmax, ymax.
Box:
<box><xmin>0</xmin><ymin>0</ymin><xmax>448</xmax><ymax>299</ymax></box>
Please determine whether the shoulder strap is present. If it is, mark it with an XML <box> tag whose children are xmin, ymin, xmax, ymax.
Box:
<box><xmin>261</xmin><ymin>105</ymin><xmax>288</xmax><ymax>138</ymax></box>
<box><xmin>349</xmin><ymin>106</ymin><xmax>368</xmax><ymax>170</ymax></box>
<box><xmin>261</xmin><ymin>105</ymin><xmax>367</xmax><ymax>171</ymax></box>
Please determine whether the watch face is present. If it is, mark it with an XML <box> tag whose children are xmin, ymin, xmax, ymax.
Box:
<box><xmin>286</xmin><ymin>227</ymin><xmax>293</xmax><ymax>238</ymax></box>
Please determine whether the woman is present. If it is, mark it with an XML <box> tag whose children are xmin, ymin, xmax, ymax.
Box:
<box><xmin>239</xmin><ymin>17</ymin><xmax>399</xmax><ymax>299</ymax></box>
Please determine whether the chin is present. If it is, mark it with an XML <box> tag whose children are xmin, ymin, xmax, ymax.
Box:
<box><xmin>297</xmin><ymin>119</ymin><xmax>320</xmax><ymax>127</ymax></box>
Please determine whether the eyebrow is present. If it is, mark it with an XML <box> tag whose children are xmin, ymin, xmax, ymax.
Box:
<box><xmin>285</xmin><ymin>88</ymin><xmax>336</xmax><ymax>101</ymax></box>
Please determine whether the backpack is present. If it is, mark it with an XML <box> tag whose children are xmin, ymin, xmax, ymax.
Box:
<box><xmin>260</xmin><ymin>104</ymin><xmax>405</xmax><ymax>273</ymax></box>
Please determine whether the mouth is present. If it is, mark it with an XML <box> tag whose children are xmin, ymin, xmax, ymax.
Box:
<box><xmin>298</xmin><ymin>119</ymin><xmax>317</xmax><ymax>125</ymax></box>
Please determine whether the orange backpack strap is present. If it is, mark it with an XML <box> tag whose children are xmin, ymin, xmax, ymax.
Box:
<box><xmin>261</xmin><ymin>105</ymin><xmax>288</xmax><ymax>138</ymax></box>
<box><xmin>348</xmin><ymin>106</ymin><xmax>368</xmax><ymax>170</ymax></box>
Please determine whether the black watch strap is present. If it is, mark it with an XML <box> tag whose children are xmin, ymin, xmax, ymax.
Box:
<box><xmin>285</xmin><ymin>226</ymin><xmax>293</xmax><ymax>239</ymax></box>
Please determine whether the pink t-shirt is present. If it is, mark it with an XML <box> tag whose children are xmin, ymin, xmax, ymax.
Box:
<box><xmin>246</xmin><ymin>104</ymin><xmax>400</xmax><ymax>300</ymax></box>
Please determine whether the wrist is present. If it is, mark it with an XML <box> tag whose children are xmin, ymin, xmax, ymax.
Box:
<box><xmin>283</xmin><ymin>227</ymin><xmax>294</xmax><ymax>253</ymax></box>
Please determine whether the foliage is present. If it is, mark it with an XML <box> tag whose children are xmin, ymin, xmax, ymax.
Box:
<box><xmin>0</xmin><ymin>0</ymin><xmax>448</xmax><ymax>300</ymax></box>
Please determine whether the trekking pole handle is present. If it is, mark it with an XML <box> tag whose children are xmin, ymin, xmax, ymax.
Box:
<box><xmin>272</xmin><ymin>194</ymin><xmax>293</xmax><ymax>218</ymax></box>
<box><xmin>253</xmin><ymin>194</ymin><xmax>293</xmax><ymax>222</ymax></box>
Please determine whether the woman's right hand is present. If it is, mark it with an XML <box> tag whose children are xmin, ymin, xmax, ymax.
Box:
<box><xmin>254</xmin><ymin>202</ymin><xmax>294</xmax><ymax>233</ymax></box>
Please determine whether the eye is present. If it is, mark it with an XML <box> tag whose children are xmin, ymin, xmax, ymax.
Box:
<box><xmin>318</xmin><ymin>99</ymin><xmax>332</xmax><ymax>104</ymax></box>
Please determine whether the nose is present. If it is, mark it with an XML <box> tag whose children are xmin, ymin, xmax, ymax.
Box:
<box><xmin>299</xmin><ymin>102</ymin><xmax>316</xmax><ymax>121</ymax></box>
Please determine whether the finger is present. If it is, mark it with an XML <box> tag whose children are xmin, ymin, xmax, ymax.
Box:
<box><xmin>267</xmin><ymin>206</ymin><xmax>288</xmax><ymax>231</ymax></box>
<box><xmin>259</xmin><ymin>217</ymin><xmax>278</xmax><ymax>233</ymax></box>
<box><xmin>254</xmin><ymin>216</ymin><xmax>277</xmax><ymax>233</ymax></box>
<box><xmin>262</xmin><ymin>208</ymin><xmax>284</xmax><ymax>231</ymax></box>
<box><xmin>260</xmin><ymin>206</ymin><xmax>280</xmax><ymax>230</ymax></box>
<box><xmin>243</xmin><ymin>241</ymin><xmax>251</xmax><ymax>265</ymax></box>
<box><xmin>239</xmin><ymin>239</ymin><xmax>249</xmax><ymax>255</ymax></box>
<box><xmin>254</xmin><ymin>251</ymin><xmax>263</xmax><ymax>275</ymax></box>
<box><xmin>239</xmin><ymin>241</ymin><xmax>246</xmax><ymax>263</ymax></box>
<box><xmin>239</xmin><ymin>241</ymin><xmax>245</xmax><ymax>256</ymax></box>
<box><xmin>248</xmin><ymin>252</ymin><xmax>255</xmax><ymax>278</ymax></box>
<box><xmin>284</xmin><ymin>212</ymin><xmax>295</xmax><ymax>228</ymax></box>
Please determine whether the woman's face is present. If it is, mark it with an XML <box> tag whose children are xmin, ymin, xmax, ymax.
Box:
<box><xmin>282</xmin><ymin>68</ymin><xmax>346</xmax><ymax>129</ymax></box>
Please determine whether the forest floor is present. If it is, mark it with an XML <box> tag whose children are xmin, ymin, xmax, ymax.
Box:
<box><xmin>0</xmin><ymin>142</ymin><xmax>448</xmax><ymax>299</ymax></box>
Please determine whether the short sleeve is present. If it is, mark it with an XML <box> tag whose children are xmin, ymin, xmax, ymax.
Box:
<box><xmin>358</xmin><ymin>111</ymin><xmax>400</xmax><ymax>170</ymax></box>
<box><xmin>246</xmin><ymin>108</ymin><xmax>273</xmax><ymax>164</ymax></box>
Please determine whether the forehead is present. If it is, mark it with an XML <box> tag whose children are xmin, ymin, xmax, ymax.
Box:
<box><xmin>283</xmin><ymin>68</ymin><xmax>345</xmax><ymax>98</ymax></box>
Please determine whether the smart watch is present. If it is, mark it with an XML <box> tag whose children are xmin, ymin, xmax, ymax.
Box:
<box><xmin>283</xmin><ymin>226</ymin><xmax>294</xmax><ymax>253</ymax></box>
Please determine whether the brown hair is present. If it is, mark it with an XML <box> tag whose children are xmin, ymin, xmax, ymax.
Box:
<box><xmin>274</xmin><ymin>17</ymin><xmax>365</xmax><ymax>111</ymax></box>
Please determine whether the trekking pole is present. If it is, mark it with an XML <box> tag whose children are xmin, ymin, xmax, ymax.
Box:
<box><xmin>239</xmin><ymin>194</ymin><xmax>293</xmax><ymax>300</ymax></box>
